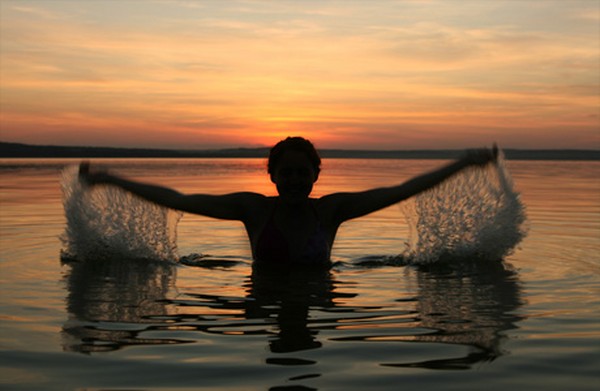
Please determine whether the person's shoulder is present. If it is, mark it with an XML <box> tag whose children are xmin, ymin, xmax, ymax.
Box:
<box><xmin>239</xmin><ymin>194</ymin><xmax>275</xmax><ymax>224</ymax></box>
<box><xmin>231</xmin><ymin>192</ymin><xmax>274</xmax><ymax>207</ymax></box>
<box><xmin>313</xmin><ymin>195</ymin><xmax>342</xmax><ymax>219</ymax></box>
<box><xmin>315</xmin><ymin>192</ymin><xmax>365</xmax><ymax>224</ymax></box>
<box><xmin>229</xmin><ymin>191</ymin><xmax>267</xmax><ymax>201</ymax></box>
<box><xmin>316</xmin><ymin>192</ymin><xmax>352</xmax><ymax>204</ymax></box>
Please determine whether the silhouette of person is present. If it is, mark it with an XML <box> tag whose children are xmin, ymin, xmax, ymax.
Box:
<box><xmin>80</xmin><ymin>136</ymin><xmax>497</xmax><ymax>266</ymax></box>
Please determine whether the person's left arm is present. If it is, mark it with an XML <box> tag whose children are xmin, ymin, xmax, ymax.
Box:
<box><xmin>323</xmin><ymin>147</ymin><xmax>497</xmax><ymax>224</ymax></box>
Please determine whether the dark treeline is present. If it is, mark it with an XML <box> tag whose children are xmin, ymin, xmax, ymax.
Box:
<box><xmin>1</xmin><ymin>141</ymin><xmax>599</xmax><ymax>161</ymax></box>
<box><xmin>0</xmin><ymin>142</ymin><xmax>268</xmax><ymax>158</ymax></box>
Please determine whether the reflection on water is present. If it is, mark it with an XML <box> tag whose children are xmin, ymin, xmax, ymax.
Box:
<box><xmin>61</xmin><ymin>257</ymin><xmax>178</xmax><ymax>353</ymax></box>
<box><xmin>246</xmin><ymin>266</ymin><xmax>349</xmax><ymax>354</ymax></box>
<box><xmin>62</xmin><ymin>256</ymin><xmax>523</xmax><ymax>372</ymax></box>
<box><xmin>389</xmin><ymin>260</ymin><xmax>523</xmax><ymax>369</ymax></box>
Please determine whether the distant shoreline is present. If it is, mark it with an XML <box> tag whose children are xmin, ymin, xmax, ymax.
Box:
<box><xmin>1</xmin><ymin>141</ymin><xmax>599</xmax><ymax>161</ymax></box>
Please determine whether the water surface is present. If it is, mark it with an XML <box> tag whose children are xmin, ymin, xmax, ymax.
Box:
<box><xmin>0</xmin><ymin>158</ymin><xmax>598</xmax><ymax>390</ymax></box>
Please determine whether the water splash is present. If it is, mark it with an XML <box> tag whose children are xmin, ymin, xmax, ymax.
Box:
<box><xmin>60</xmin><ymin>166</ymin><xmax>182</xmax><ymax>262</ymax></box>
<box><xmin>59</xmin><ymin>156</ymin><xmax>525</xmax><ymax>266</ymax></box>
<box><xmin>402</xmin><ymin>154</ymin><xmax>527</xmax><ymax>264</ymax></box>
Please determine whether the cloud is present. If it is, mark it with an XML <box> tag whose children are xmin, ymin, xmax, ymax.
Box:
<box><xmin>7</xmin><ymin>4</ymin><xmax>63</xmax><ymax>19</ymax></box>
<box><xmin>1</xmin><ymin>0</ymin><xmax>598</xmax><ymax>149</ymax></box>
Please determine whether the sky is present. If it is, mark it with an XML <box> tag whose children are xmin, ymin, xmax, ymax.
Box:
<box><xmin>0</xmin><ymin>0</ymin><xmax>598</xmax><ymax>150</ymax></box>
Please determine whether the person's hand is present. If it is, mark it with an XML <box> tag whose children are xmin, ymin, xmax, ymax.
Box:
<box><xmin>463</xmin><ymin>144</ymin><xmax>498</xmax><ymax>166</ymax></box>
<box><xmin>79</xmin><ymin>161</ymin><xmax>111</xmax><ymax>186</ymax></box>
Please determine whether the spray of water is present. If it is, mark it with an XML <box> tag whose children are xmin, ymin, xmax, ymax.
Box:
<box><xmin>401</xmin><ymin>153</ymin><xmax>527</xmax><ymax>264</ymax></box>
<box><xmin>60</xmin><ymin>166</ymin><xmax>182</xmax><ymax>262</ymax></box>
<box><xmin>60</xmin><ymin>155</ymin><xmax>525</xmax><ymax>266</ymax></box>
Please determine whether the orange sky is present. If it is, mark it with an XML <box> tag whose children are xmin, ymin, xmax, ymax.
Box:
<box><xmin>0</xmin><ymin>0</ymin><xmax>598</xmax><ymax>150</ymax></box>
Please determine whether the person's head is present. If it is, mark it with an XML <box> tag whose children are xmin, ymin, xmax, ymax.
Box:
<box><xmin>268</xmin><ymin>137</ymin><xmax>321</xmax><ymax>202</ymax></box>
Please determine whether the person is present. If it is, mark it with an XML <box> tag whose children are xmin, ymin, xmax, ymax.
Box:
<box><xmin>79</xmin><ymin>137</ymin><xmax>497</xmax><ymax>266</ymax></box>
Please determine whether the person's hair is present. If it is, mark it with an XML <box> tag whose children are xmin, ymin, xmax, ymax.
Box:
<box><xmin>267</xmin><ymin>136</ymin><xmax>321</xmax><ymax>178</ymax></box>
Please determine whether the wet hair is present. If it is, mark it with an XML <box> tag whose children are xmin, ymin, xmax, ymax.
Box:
<box><xmin>267</xmin><ymin>136</ymin><xmax>321</xmax><ymax>178</ymax></box>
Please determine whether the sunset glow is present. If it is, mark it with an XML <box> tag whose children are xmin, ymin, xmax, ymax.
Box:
<box><xmin>1</xmin><ymin>0</ymin><xmax>598</xmax><ymax>150</ymax></box>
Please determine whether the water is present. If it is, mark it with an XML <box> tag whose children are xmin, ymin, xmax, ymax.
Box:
<box><xmin>61</xmin><ymin>165</ymin><xmax>182</xmax><ymax>262</ymax></box>
<box><xmin>1</xmin><ymin>157</ymin><xmax>599</xmax><ymax>390</ymax></box>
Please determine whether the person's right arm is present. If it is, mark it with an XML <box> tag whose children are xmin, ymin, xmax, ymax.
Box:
<box><xmin>79</xmin><ymin>162</ymin><xmax>261</xmax><ymax>221</ymax></box>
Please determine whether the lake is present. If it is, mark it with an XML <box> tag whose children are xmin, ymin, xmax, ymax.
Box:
<box><xmin>0</xmin><ymin>157</ymin><xmax>599</xmax><ymax>390</ymax></box>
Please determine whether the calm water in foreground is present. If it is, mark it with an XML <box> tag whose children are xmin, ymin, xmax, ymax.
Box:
<box><xmin>0</xmin><ymin>158</ymin><xmax>599</xmax><ymax>391</ymax></box>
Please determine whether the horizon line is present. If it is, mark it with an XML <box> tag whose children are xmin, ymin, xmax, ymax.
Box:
<box><xmin>1</xmin><ymin>141</ymin><xmax>599</xmax><ymax>161</ymax></box>
<box><xmin>2</xmin><ymin>140</ymin><xmax>599</xmax><ymax>153</ymax></box>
